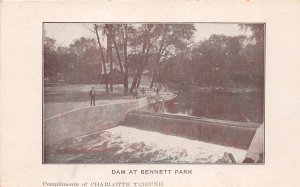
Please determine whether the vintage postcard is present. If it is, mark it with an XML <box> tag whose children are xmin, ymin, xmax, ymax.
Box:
<box><xmin>1</xmin><ymin>1</ymin><xmax>300</xmax><ymax>187</ymax></box>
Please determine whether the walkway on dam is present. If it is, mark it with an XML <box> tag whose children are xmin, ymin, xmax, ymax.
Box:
<box><xmin>44</xmin><ymin>91</ymin><xmax>176</xmax><ymax>119</ymax></box>
<box><xmin>44</xmin><ymin>98</ymin><xmax>133</xmax><ymax>119</ymax></box>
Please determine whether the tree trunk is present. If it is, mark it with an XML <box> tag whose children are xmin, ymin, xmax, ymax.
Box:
<box><xmin>150</xmin><ymin>50</ymin><xmax>163</xmax><ymax>88</ymax></box>
<box><xmin>136</xmin><ymin>37</ymin><xmax>152</xmax><ymax>89</ymax></box>
<box><xmin>112</xmin><ymin>31</ymin><xmax>124</xmax><ymax>73</ymax></box>
<box><xmin>129</xmin><ymin>26</ymin><xmax>148</xmax><ymax>93</ymax></box>
<box><xmin>150</xmin><ymin>73</ymin><xmax>156</xmax><ymax>88</ymax></box>
<box><xmin>123</xmin><ymin>25</ymin><xmax>129</xmax><ymax>95</ymax></box>
<box><xmin>130</xmin><ymin>24</ymin><xmax>154</xmax><ymax>92</ymax></box>
<box><xmin>136</xmin><ymin>74</ymin><xmax>142</xmax><ymax>89</ymax></box>
<box><xmin>149</xmin><ymin>51</ymin><xmax>163</xmax><ymax>88</ymax></box>
<box><xmin>94</xmin><ymin>24</ymin><xmax>109</xmax><ymax>93</ymax></box>
<box><xmin>130</xmin><ymin>75</ymin><xmax>139</xmax><ymax>92</ymax></box>
<box><xmin>106</xmin><ymin>24</ymin><xmax>114</xmax><ymax>92</ymax></box>
<box><xmin>150</xmin><ymin>29</ymin><xmax>166</xmax><ymax>88</ymax></box>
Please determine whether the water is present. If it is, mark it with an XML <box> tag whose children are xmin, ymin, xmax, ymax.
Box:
<box><xmin>165</xmin><ymin>87</ymin><xmax>263</xmax><ymax>123</ymax></box>
<box><xmin>44</xmin><ymin>126</ymin><xmax>247</xmax><ymax>163</ymax></box>
<box><xmin>123</xmin><ymin>110</ymin><xmax>259</xmax><ymax>150</ymax></box>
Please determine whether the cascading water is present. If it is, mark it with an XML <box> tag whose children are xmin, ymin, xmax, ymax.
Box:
<box><xmin>123</xmin><ymin>110</ymin><xmax>261</xmax><ymax>150</ymax></box>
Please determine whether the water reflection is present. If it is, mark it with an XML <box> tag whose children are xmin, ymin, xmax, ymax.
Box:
<box><xmin>165</xmin><ymin>88</ymin><xmax>263</xmax><ymax>123</ymax></box>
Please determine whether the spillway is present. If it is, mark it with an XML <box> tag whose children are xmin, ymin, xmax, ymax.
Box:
<box><xmin>123</xmin><ymin>110</ymin><xmax>261</xmax><ymax>150</ymax></box>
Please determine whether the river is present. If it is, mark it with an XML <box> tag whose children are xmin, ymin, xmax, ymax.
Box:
<box><xmin>165</xmin><ymin>87</ymin><xmax>263</xmax><ymax>123</ymax></box>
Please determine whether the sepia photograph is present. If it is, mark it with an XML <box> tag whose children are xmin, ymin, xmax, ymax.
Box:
<box><xmin>4</xmin><ymin>1</ymin><xmax>300</xmax><ymax>186</ymax></box>
<box><xmin>43</xmin><ymin>22</ymin><xmax>265</xmax><ymax>164</ymax></box>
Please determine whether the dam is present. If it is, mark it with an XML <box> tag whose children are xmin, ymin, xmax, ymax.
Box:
<box><xmin>123</xmin><ymin>110</ymin><xmax>260</xmax><ymax>150</ymax></box>
<box><xmin>44</xmin><ymin>95</ymin><xmax>263</xmax><ymax>164</ymax></box>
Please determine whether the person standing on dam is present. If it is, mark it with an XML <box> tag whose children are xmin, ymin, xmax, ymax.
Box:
<box><xmin>156</xmin><ymin>86</ymin><xmax>160</xmax><ymax>96</ymax></box>
<box><xmin>133</xmin><ymin>87</ymin><xmax>137</xmax><ymax>99</ymax></box>
<box><xmin>141</xmin><ymin>87</ymin><xmax>146</xmax><ymax>96</ymax></box>
<box><xmin>89</xmin><ymin>87</ymin><xmax>96</xmax><ymax>106</ymax></box>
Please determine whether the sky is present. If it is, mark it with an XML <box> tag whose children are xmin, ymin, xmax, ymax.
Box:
<box><xmin>44</xmin><ymin>23</ymin><xmax>251</xmax><ymax>47</ymax></box>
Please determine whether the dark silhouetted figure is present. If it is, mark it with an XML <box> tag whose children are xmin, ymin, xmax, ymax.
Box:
<box><xmin>141</xmin><ymin>87</ymin><xmax>146</xmax><ymax>96</ymax></box>
<box><xmin>89</xmin><ymin>87</ymin><xmax>96</xmax><ymax>106</ymax></box>
<box><xmin>156</xmin><ymin>87</ymin><xmax>159</xmax><ymax>96</ymax></box>
<box><xmin>133</xmin><ymin>87</ymin><xmax>138</xmax><ymax>99</ymax></box>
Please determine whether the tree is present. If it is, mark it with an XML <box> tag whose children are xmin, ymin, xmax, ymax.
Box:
<box><xmin>191</xmin><ymin>34</ymin><xmax>249</xmax><ymax>87</ymax></box>
<box><xmin>105</xmin><ymin>24</ymin><xmax>114</xmax><ymax>92</ymax></box>
<box><xmin>239</xmin><ymin>24</ymin><xmax>264</xmax><ymax>121</ymax></box>
<box><xmin>128</xmin><ymin>24</ymin><xmax>196</xmax><ymax>92</ymax></box>
<box><xmin>44</xmin><ymin>35</ymin><xmax>102</xmax><ymax>84</ymax></box>
<box><xmin>129</xmin><ymin>24</ymin><xmax>155</xmax><ymax>93</ymax></box>
<box><xmin>43</xmin><ymin>36</ymin><xmax>58</xmax><ymax>81</ymax></box>
<box><xmin>94</xmin><ymin>24</ymin><xmax>109</xmax><ymax>93</ymax></box>
<box><xmin>122</xmin><ymin>24</ymin><xmax>130</xmax><ymax>94</ymax></box>
<box><xmin>240</xmin><ymin>24</ymin><xmax>264</xmax><ymax>47</ymax></box>
<box><xmin>111</xmin><ymin>25</ymin><xmax>124</xmax><ymax>73</ymax></box>
<box><xmin>149</xmin><ymin>24</ymin><xmax>196</xmax><ymax>88</ymax></box>
<box><xmin>110</xmin><ymin>24</ymin><xmax>133</xmax><ymax>94</ymax></box>
<box><xmin>63</xmin><ymin>37</ymin><xmax>101</xmax><ymax>83</ymax></box>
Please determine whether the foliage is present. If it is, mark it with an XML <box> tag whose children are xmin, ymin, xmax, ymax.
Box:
<box><xmin>44</xmin><ymin>23</ymin><xmax>264</xmax><ymax>92</ymax></box>
<box><xmin>44</xmin><ymin>37</ymin><xmax>58</xmax><ymax>79</ymax></box>
<box><xmin>43</xmin><ymin>37</ymin><xmax>101</xmax><ymax>83</ymax></box>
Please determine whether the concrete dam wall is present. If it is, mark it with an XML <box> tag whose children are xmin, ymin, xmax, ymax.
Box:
<box><xmin>44</xmin><ymin>97</ymin><xmax>148</xmax><ymax>145</ymax></box>
<box><xmin>123</xmin><ymin>110</ymin><xmax>261</xmax><ymax>150</ymax></box>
